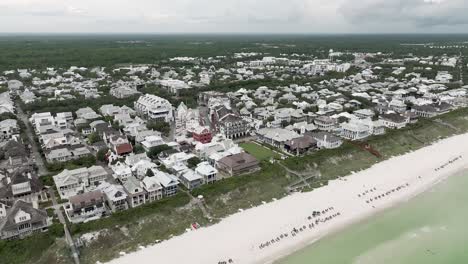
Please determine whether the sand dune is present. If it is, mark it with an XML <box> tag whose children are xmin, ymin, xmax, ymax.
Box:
<box><xmin>108</xmin><ymin>133</ymin><xmax>468</xmax><ymax>264</ymax></box>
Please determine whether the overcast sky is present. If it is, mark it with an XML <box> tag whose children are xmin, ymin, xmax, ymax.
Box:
<box><xmin>1</xmin><ymin>0</ymin><xmax>468</xmax><ymax>33</ymax></box>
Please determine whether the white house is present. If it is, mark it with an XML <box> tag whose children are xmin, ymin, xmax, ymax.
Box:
<box><xmin>134</xmin><ymin>94</ymin><xmax>174</xmax><ymax>122</ymax></box>
<box><xmin>53</xmin><ymin>166</ymin><xmax>109</xmax><ymax>199</ymax></box>
<box><xmin>195</xmin><ymin>162</ymin><xmax>218</xmax><ymax>184</ymax></box>
<box><xmin>309</xmin><ymin>132</ymin><xmax>342</xmax><ymax>149</ymax></box>
<box><xmin>141</xmin><ymin>176</ymin><xmax>163</xmax><ymax>203</ymax></box>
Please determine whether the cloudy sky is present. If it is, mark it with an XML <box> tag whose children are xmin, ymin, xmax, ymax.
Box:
<box><xmin>0</xmin><ymin>0</ymin><xmax>467</xmax><ymax>33</ymax></box>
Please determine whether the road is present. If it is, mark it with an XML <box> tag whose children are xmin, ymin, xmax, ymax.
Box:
<box><xmin>16</xmin><ymin>105</ymin><xmax>50</xmax><ymax>176</ymax></box>
<box><xmin>49</xmin><ymin>189</ymin><xmax>80</xmax><ymax>264</ymax></box>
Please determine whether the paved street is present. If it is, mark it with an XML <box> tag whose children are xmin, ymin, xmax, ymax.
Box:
<box><xmin>16</xmin><ymin>105</ymin><xmax>50</xmax><ymax>176</ymax></box>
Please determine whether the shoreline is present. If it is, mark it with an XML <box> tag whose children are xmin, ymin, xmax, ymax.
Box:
<box><xmin>108</xmin><ymin>133</ymin><xmax>468</xmax><ymax>264</ymax></box>
<box><xmin>270</xmin><ymin>155</ymin><xmax>466</xmax><ymax>264</ymax></box>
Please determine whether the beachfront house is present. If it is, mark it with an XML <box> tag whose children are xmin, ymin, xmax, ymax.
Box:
<box><xmin>64</xmin><ymin>191</ymin><xmax>107</xmax><ymax>223</ymax></box>
<box><xmin>217</xmin><ymin>153</ymin><xmax>260</xmax><ymax>177</ymax></box>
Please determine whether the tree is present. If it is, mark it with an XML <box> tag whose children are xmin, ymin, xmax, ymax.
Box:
<box><xmin>133</xmin><ymin>144</ymin><xmax>145</xmax><ymax>154</ymax></box>
<box><xmin>147</xmin><ymin>145</ymin><xmax>172</xmax><ymax>159</ymax></box>
<box><xmin>88</xmin><ymin>132</ymin><xmax>101</xmax><ymax>144</ymax></box>
<box><xmin>187</xmin><ymin>157</ymin><xmax>201</xmax><ymax>168</ymax></box>
<box><xmin>96</xmin><ymin>148</ymin><xmax>109</xmax><ymax>162</ymax></box>
<box><xmin>146</xmin><ymin>169</ymin><xmax>154</xmax><ymax>177</ymax></box>
<box><xmin>146</xmin><ymin>121</ymin><xmax>171</xmax><ymax>137</ymax></box>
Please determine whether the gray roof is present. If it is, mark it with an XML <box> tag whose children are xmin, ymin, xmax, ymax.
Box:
<box><xmin>0</xmin><ymin>200</ymin><xmax>48</xmax><ymax>233</ymax></box>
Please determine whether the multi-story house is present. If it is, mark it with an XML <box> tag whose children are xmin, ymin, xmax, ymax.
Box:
<box><xmin>96</xmin><ymin>182</ymin><xmax>128</xmax><ymax>212</ymax></box>
<box><xmin>0</xmin><ymin>168</ymin><xmax>48</xmax><ymax>203</ymax></box>
<box><xmin>141</xmin><ymin>176</ymin><xmax>163</xmax><ymax>203</ymax></box>
<box><xmin>211</xmin><ymin>105</ymin><xmax>249</xmax><ymax>139</ymax></box>
<box><xmin>314</xmin><ymin>116</ymin><xmax>337</xmax><ymax>132</ymax></box>
<box><xmin>53</xmin><ymin>166</ymin><xmax>109</xmax><ymax>199</ymax></box>
<box><xmin>122</xmin><ymin>176</ymin><xmax>146</xmax><ymax>208</ymax></box>
<box><xmin>195</xmin><ymin>162</ymin><xmax>218</xmax><ymax>184</ymax></box>
<box><xmin>0</xmin><ymin>200</ymin><xmax>51</xmax><ymax>240</ymax></box>
<box><xmin>64</xmin><ymin>191</ymin><xmax>107</xmax><ymax>223</ymax></box>
<box><xmin>134</xmin><ymin>94</ymin><xmax>174</xmax><ymax>122</ymax></box>
<box><xmin>0</xmin><ymin>119</ymin><xmax>18</xmax><ymax>142</ymax></box>
<box><xmin>191</xmin><ymin>126</ymin><xmax>212</xmax><ymax>144</ymax></box>
<box><xmin>153</xmin><ymin>170</ymin><xmax>179</xmax><ymax>197</ymax></box>
<box><xmin>379</xmin><ymin>113</ymin><xmax>409</xmax><ymax>129</ymax></box>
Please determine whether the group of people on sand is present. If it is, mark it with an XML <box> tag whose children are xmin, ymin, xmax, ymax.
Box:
<box><xmin>257</xmin><ymin>207</ymin><xmax>341</xmax><ymax>250</ymax></box>
<box><xmin>360</xmin><ymin>183</ymin><xmax>410</xmax><ymax>205</ymax></box>
<box><xmin>435</xmin><ymin>155</ymin><xmax>462</xmax><ymax>172</ymax></box>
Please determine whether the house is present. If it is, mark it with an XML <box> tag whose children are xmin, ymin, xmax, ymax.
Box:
<box><xmin>412</xmin><ymin>102</ymin><xmax>452</xmax><ymax>118</ymax></box>
<box><xmin>30</xmin><ymin>112</ymin><xmax>55</xmax><ymax>132</ymax></box>
<box><xmin>19</xmin><ymin>89</ymin><xmax>37</xmax><ymax>104</ymax></box>
<box><xmin>308</xmin><ymin>132</ymin><xmax>342</xmax><ymax>149</ymax></box>
<box><xmin>159</xmin><ymin>79</ymin><xmax>191</xmax><ymax>94</ymax></box>
<box><xmin>0</xmin><ymin>168</ymin><xmax>47</xmax><ymax>203</ymax></box>
<box><xmin>122</xmin><ymin>176</ymin><xmax>146</xmax><ymax>208</ymax></box>
<box><xmin>179</xmin><ymin>169</ymin><xmax>203</xmax><ymax>190</ymax></box>
<box><xmin>125</xmin><ymin>153</ymin><xmax>151</xmax><ymax>168</ymax></box>
<box><xmin>110</xmin><ymin>162</ymin><xmax>133</xmax><ymax>182</ymax></box>
<box><xmin>110</xmin><ymin>86</ymin><xmax>141</xmax><ymax>99</ymax></box>
<box><xmin>1</xmin><ymin>140</ymin><xmax>29</xmax><ymax>168</ymax></box>
<box><xmin>217</xmin><ymin>153</ymin><xmax>260</xmax><ymax>177</ymax></box>
<box><xmin>0</xmin><ymin>119</ymin><xmax>18</xmax><ymax>142</ymax></box>
<box><xmin>340</xmin><ymin>119</ymin><xmax>372</xmax><ymax>141</ymax></box>
<box><xmin>131</xmin><ymin>160</ymin><xmax>158</xmax><ymax>180</ymax></box>
<box><xmin>96</xmin><ymin>182</ymin><xmax>128</xmax><ymax>212</ymax></box>
<box><xmin>141</xmin><ymin>135</ymin><xmax>165</xmax><ymax>152</ymax></box>
<box><xmin>191</xmin><ymin>126</ymin><xmax>212</xmax><ymax>144</ymax></box>
<box><xmin>256</xmin><ymin>128</ymin><xmax>302</xmax><ymax>149</ymax></box>
<box><xmin>53</xmin><ymin>166</ymin><xmax>109</xmax><ymax>199</ymax></box>
<box><xmin>195</xmin><ymin>162</ymin><xmax>218</xmax><ymax>184</ymax></box>
<box><xmin>314</xmin><ymin>116</ymin><xmax>337</xmax><ymax>132</ymax></box>
<box><xmin>153</xmin><ymin>170</ymin><xmax>179</xmax><ymax>197</ymax></box>
<box><xmin>75</xmin><ymin>107</ymin><xmax>101</xmax><ymax>120</ymax></box>
<box><xmin>353</xmin><ymin>109</ymin><xmax>375</xmax><ymax>119</ymax></box>
<box><xmin>64</xmin><ymin>191</ymin><xmax>107</xmax><ymax>223</ymax></box>
<box><xmin>0</xmin><ymin>92</ymin><xmax>15</xmax><ymax>114</ymax></box>
<box><xmin>211</xmin><ymin>105</ymin><xmax>249</xmax><ymax>139</ymax></box>
<box><xmin>284</xmin><ymin>136</ymin><xmax>317</xmax><ymax>155</ymax></box>
<box><xmin>388</xmin><ymin>99</ymin><xmax>407</xmax><ymax>113</ymax></box>
<box><xmin>106</xmin><ymin>134</ymin><xmax>133</xmax><ymax>156</ymax></box>
<box><xmin>134</xmin><ymin>94</ymin><xmax>174</xmax><ymax>122</ymax></box>
<box><xmin>379</xmin><ymin>113</ymin><xmax>409</xmax><ymax>129</ymax></box>
<box><xmin>45</xmin><ymin>147</ymin><xmax>91</xmax><ymax>163</ymax></box>
<box><xmin>160</xmin><ymin>151</ymin><xmax>195</xmax><ymax>169</ymax></box>
<box><xmin>141</xmin><ymin>176</ymin><xmax>163</xmax><ymax>203</ymax></box>
<box><xmin>0</xmin><ymin>200</ymin><xmax>51</xmax><ymax>240</ymax></box>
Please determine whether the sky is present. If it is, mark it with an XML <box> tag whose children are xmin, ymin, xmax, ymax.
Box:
<box><xmin>0</xmin><ymin>0</ymin><xmax>468</xmax><ymax>33</ymax></box>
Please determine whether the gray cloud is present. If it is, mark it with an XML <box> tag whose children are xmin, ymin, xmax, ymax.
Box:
<box><xmin>0</xmin><ymin>0</ymin><xmax>467</xmax><ymax>33</ymax></box>
<box><xmin>340</xmin><ymin>0</ymin><xmax>468</xmax><ymax>28</ymax></box>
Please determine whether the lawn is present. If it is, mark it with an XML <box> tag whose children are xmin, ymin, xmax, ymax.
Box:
<box><xmin>240</xmin><ymin>142</ymin><xmax>281</xmax><ymax>161</ymax></box>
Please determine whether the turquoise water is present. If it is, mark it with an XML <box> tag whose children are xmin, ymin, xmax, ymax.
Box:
<box><xmin>277</xmin><ymin>172</ymin><xmax>468</xmax><ymax>264</ymax></box>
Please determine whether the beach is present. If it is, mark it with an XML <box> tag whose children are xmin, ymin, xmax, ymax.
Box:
<box><xmin>108</xmin><ymin>133</ymin><xmax>468</xmax><ymax>264</ymax></box>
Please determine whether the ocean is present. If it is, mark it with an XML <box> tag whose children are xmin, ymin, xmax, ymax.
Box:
<box><xmin>277</xmin><ymin>171</ymin><xmax>468</xmax><ymax>264</ymax></box>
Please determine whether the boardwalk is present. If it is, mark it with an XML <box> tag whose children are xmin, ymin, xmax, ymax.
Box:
<box><xmin>49</xmin><ymin>189</ymin><xmax>80</xmax><ymax>264</ymax></box>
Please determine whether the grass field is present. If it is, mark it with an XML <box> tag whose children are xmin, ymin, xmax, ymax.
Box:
<box><xmin>240</xmin><ymin>142</ymin><xmax>281</xmax><ymax>161</ymax></box>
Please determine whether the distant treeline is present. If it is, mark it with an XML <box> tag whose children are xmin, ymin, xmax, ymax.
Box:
<box><xmin>0</xmin><ymin>34</ymin><xmax>468</xmax><ymax>71</ymax></box>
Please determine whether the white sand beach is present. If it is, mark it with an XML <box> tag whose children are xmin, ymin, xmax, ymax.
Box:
<box><xmin>108</xmin><ymin>133</ymin><xmax>468</xmax><ymax>264</ymax></box>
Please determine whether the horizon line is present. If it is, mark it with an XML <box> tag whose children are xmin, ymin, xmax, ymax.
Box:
<box><xmin>1</xmin><ymin>32</ymin><xmax>468</xmax><ymax>36</ymax></box>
